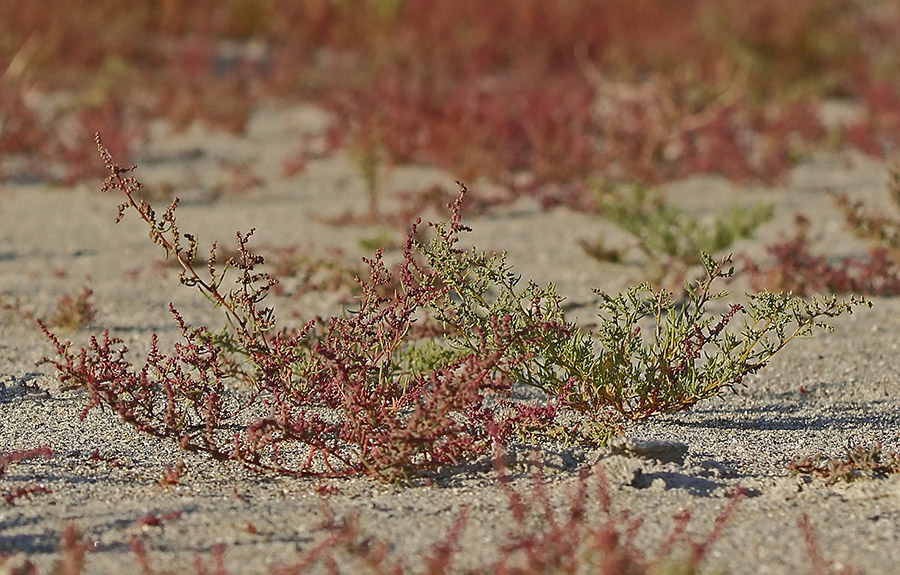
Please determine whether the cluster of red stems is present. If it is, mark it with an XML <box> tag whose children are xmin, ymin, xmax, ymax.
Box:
<box><xmin>747</xmin><ymin>169</ymin><xmax>900</xmax><ymax>296</ymax></box>
<box><xmin>0</xmin><ymin>453</ymin><xmax>857</xmax><ymax>575</ymax></box>
<box><xmin>39</xmin><ymin>136</ymin><xmax>574</xmax><ymax>483</ymax></box>
<box><xmin>0</xmin><ymin>447</ymin><xmax>52</xmax><ymax>505</ymax></box>
<box><xmin>788</xmin><ymin>442</ymin><xmax>900</xmax><ymax>484</ymax></box>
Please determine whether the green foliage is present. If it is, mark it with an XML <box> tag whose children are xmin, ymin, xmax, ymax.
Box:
<box><xmin>574</xmin><ymin>255</ymin><xmax>865</xmax><ymax>419</ymax></box>
<box><xmin>424</xmin><ymin>237</ymin><xmax>867</xmax><ymax>421</ymax></box>
<box><xmin>584</xmin><ymin>184</ymin><xmax>773</xmax><ymax>290</ymax></box>
<box><xmin>415</xmin><ymin>192</ymin><xmax>576</xmax><ymax>394</ymax></box>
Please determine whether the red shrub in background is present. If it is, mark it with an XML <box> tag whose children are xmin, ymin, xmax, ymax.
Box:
<box><xmin>746</xmin><ymin>215</ymin><xmax>900</xmax><ymax>296</ymax></box>
<box><xmin>2</xmin><ymin>0</ymin><xmax>900</xmax><ymax>192</ymax></box>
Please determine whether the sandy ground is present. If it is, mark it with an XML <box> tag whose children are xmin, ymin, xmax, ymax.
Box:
<box><xmin>2</xmin><ymin>104</ymin><xmax>900</xmax><ymax>574</ymax></box>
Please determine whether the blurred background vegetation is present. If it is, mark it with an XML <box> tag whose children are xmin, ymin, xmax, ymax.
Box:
<box><xmin>2</xmin><ymin>0</ymin><xmax>899</xmax><ymax>192</ymax></box>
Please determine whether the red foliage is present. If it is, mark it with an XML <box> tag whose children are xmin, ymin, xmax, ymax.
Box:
<box><xmin>3</xmin><ymin>484</ymin><xmax>52</xmax><ymax>505</ymax></box>
<box><xmin>746</xmin><ymin>215</ymin><xmax>900</xmax><ymax>295</ymax></box>
<box><xmin>38</xmin><ymin>138</ymin><xmax>562</xmax><ymax>482</ymax></box>
<box><xmin>0</xmin><ymin>446</ymin><xmax>52</xmax><ymax>476</ymax></box>
<box><xmin>3</xmin><ymin>0</ymin><xmax>900</xmax><ymax>191</ymax></box>
<box><xmin>136</xmin><ymin>510</ymin><xmax>183</xmax><ymax>528</ymax></box>
<box><xmin>845</xmin><ymin>83</ymin><xmax>900</xmax><ymax>156</ymax></box>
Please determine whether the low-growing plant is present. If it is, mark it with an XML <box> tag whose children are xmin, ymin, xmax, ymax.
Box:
<box><xmin>88</xmin><ymin>448</ymin><xmax>121</xmax><ymax>468</ymax></box>
<box><xmin>0</xmin><ymin>446</ymin><xmax>53</xmax><ymax>506</ymax></box>
<box><xmin>583</xmin><ymin>184</ymin><xmax>773</xmax><ymax>291</ymax></box>
<box><xmin>39</xmin><ymin>135</ymin><xmax>864</xmax><ymax>483</ymax></box>
<box><xmin>2</xmin><ymin>288</ymin><xmax>98</xmax><ymax>328</ymax></box>
<box><xmin>832</xmin><ymin>167</ymin><xmax>900</xmax><ymax>260</ymax></box>
<box><xmin>788</xmin><ymin>442</ymin><xmax>900</xmax><ymax>484</ymax></box>
<box><xmin>128</xmin><ymin>536</ymin><xmax>227</xmax><ymax>575</ymax></box>
<box><xmin>0</xmin><ymin>293</ymin><xmax>25</xmax><ymax>318</ymax></box>
<box><xmin>151</xmin><ymin>239</ymin><xmax>366</xmax><ymax>303</ymax></box>
<box><xmin>158</xmin><ymin>461</ymin><xmax>187</xmax><ymax>489</ymax></box>
<box><xmin>348</xmin><ymin>129</ymin><xmax>384</xmax><ymax>221</ymax></box>
<box><xmin>0</xmin><ymin>446</ymin><xmax>52</xmax><ymax>477</ymax></box>
<box><xmin>264</xmin><ymin>244</ymin><xmax>362</xmax><ymax>297</ymax></box>
<box><xmin>3</xmin><ymin>484</ymin><xmax>52</xmax><ymax>505</ymax></box>
<box><xmin>40</xmin><ymin>135</ymin><xmax>545</xmax><ymax>483</ymax></box>
<box><xmin>745</xmin><ymin>214</ymin><xmax>900</xmax><ymax>295</ymax></box>
<box><xmin>432</xmin><ymin>243</ymin><xmax>865</xmax><ymax>420</ymax></box>
<box><xmin>135</xmin><ymin>510</ymin><xmax>183</xmax><ymax>529</ymax></box>
<box><xmin>844</xmin><ymin>82</ymin><xmax>900</xmax><ymax>158</ymax></box>
<box><xmin>48</xmin><ymin>287</ymin><xmax>98</xmax><ymax>330</ymax></box>
<box><xmin>748</xmin><ymin>170</ymin><xmax>900</xmax><ymax>295</ymax></box>
<box><xmin>272</xmin><ymin>457</ymin><xmax>748</xmax><ymax>575</ymax></box>
<box><xmin>489</xmin><ymin>458</ymin><xmax>744</xmax><ymax>575</ymax></box>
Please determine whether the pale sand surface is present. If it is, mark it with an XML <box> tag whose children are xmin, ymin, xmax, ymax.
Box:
<box><xmin>2</xmin><ymin>105</ymin><xmax>900</xmax><ymax>573</ymax></box>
